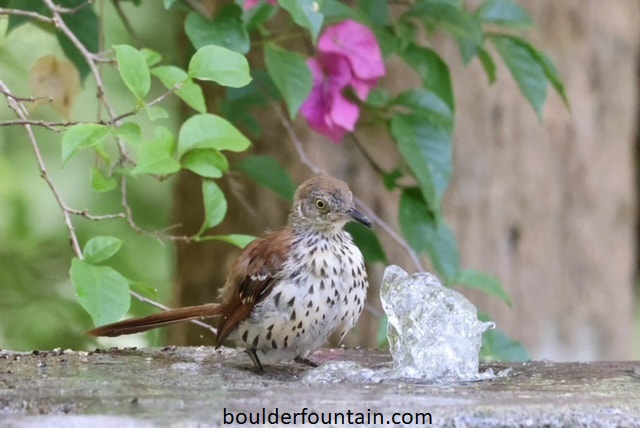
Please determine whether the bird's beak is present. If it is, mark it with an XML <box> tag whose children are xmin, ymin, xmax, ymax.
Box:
<box><xmin>346</xmin><ymin>208</ymin><xmax>372</xmax><ymax>228</ymax></box>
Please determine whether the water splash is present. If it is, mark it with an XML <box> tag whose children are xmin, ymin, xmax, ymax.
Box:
<box><xmin>303</xmin><ymin>266</ymin><xmax>497</xmax><ymax>383</ymax></box>
<box><xmin>380</xmin><ymin>265</ymin><xmax>495</xmax><ymax>381</ymax></box>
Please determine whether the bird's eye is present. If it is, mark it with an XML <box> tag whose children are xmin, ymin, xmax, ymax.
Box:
<box><xmin>315</xmin><ymin>199</ymin><xmax>327</xmax><ymax>210</ymax></box>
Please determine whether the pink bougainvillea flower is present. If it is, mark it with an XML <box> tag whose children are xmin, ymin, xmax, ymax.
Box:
<box><xmin>300</xmin><ymin>57</ymin><xmax>360</xmax><ymax>143</ymax></box>
<box><xmin>301</xmin><ymin>19</ymin><xmax>386</xmax><ymax>142</ymax></box>
<box><xmin>243</xmin><ymin>0</ymin><xmax>277</xmax><ymax>11</ymax></box>
<box><xmin>317</xmin><ymin>19</ymin><xmax>385</xmax><ymax>100</ymax></box>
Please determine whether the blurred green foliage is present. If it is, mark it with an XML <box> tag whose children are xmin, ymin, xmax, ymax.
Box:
<box><xmin>0</xmin><ymin>3</ymin><xmax>180</xmax><ymax>351</ymax></box>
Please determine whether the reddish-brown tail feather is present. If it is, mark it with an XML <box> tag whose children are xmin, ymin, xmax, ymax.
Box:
<box><xmin>87</xmin><ymin>303</ymin><xmax>222</xmax><ymax>337</ymax></box>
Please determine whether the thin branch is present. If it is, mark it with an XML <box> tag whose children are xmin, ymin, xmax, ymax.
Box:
<box><xmin>53</xmin><ymin>0</ymin><xmax>94</xmax><ymax>14</ymax></box>
<box><xmin>110</xmin><ymin>84</ymin><xmax>182</xmax><ymax>124</ymax></box>
<box><xmin>0</xmin><ymin>86</ymin><xmax>180</xmax><ymax>132</ymax></box>
<box><xmin>120</xmin><ymin>177</ymin><xmax>195</xmax><ymax>243</ymax></box>
<box><xmin>0</xmin><ymin>80</ymin><xmax>83</xmax><ymax>258</ymax></box>
<box><xmin>273</xmin><ymin>104</ymin><xmax>425</xmax><ymax>272</ymax></box>
<box><xmin>110</xmin><ymin>0</ymin><xmax>141</xmax><ymax>47</ymax></box>
<box><xmin>130</xmin><ymin>290</ymin><xmax>218</xmax><ymax>336</ymax></box>
<box><xmin>0</xmin><ymin>119</ymin><xmax>71</xmax><ymax>132</ymax></box>
<box><xmin>0</xmin><ymin>88</ymin><xmax>53</xmax><ymax>104</ymax></box>
<box><xmin>349</xmin><ymin>133</ymin><xmax>387</xmax><ymax>176</ymax></box>
<box><xmin>67</xmin><ymin>209</ymin><xmax>125</xmax><ymax>221</ymax></box>
<box><xmin>0</xmin><ymin>8</ymin><xmax>53</xmax><ymax>23</ymax></box>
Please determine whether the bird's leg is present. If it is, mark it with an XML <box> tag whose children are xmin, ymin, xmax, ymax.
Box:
<box><xmin>295</xmin><ymin>356</ymin><xmax>318</xmax><ymax>368</ymax></box>
<box><xmin>246</xmin><ymin>349</ymin><xmax>264</xmax><ymax>373</ymax></box>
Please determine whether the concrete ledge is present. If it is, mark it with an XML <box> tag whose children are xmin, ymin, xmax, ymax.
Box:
<box><xmin>1</xmin><ymin>347</ymin><xmax>639</xmax><ymax>427</ymax></box>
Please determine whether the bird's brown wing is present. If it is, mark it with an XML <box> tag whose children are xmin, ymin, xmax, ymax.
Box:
<box><xmin>215</xmin><ymin>229</ymin><xmax>292</xmax><ymax>347</ymax></box>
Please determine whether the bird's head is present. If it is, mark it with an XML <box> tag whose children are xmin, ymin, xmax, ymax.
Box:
<box><xmin>289</xmin><ymin>175</ymin><xmax>372</xmax><ymax>233</ymax></box>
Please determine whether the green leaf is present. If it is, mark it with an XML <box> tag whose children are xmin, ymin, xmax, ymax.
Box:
<box><xmin>163</xmin><ymin>0</ymin><xmax>178</xmax><ymax>9</ymax></box>
<box><xmin>133</xmin><ymin>127</ymin><xmax>180</xmax><ymax>175</ymax></box>
<box><xmin>151</xmin><ymin>66</ymin><xmax>207</xmax><ymax>113</ymax></box>
<box><xmin>91</xmin><ymin>168</ymin><xmax>117</xmax><ymax>193</ymax></box>
<box><xmin>393</xmin><ymin>20</ymin><xmax>417</xmax><ymax>52</ymax></box>
<box><xmin>406</xmin><ymin>1</ymin><xmax>483</xmax><ymax>43</ymax></box>
<box><xmin>235</xmin><ymin>155</ymin><xmax>296</xmax><ymax>201</ymax></box>
<box><xmin>375</xmin><ymin>27</ymin><xmax>401</xmax><ymax>58</ymax></box>
<box><xmin>200</xmin><ymin>180</ymin><xmax>228</xmax><ymax>232</ymax></box>
<box><xmin>140</xmin><ymin>48</ymin><xmax>162</xmax><ymax>67</ymax></box>
<box><xmin>70</xmin><ymin>258</ymin><xmax>130</xmax><ymax>326</ymax></box>
<box><xmin>114</xmin><ymin>122</ymin><xmax>142</xmax><ymax>145</ymax></box>
<box><xmin>181</xmin><ymin>149</ymin><xmax>229</xmax><ymax>178</ymax></box>
<box><xmin>62</xmin><ymin>124</ymin><xmax>112</xmax><ymax>165</ymax></box>
<box><xmin>146</xmin><ymin>106</ymin><xmax>169</xmax><ymax>121</ymax></box>
<box><xmin>345</xmin><ymin>222</ymin><xmax>387</xmax><ymax>264</ymax></box>
<box><xmin>479</xmin><ymin>313</ymin><xmax>530</xmax><ymax>362</ymax></box>
<box><xmin>455</xmin><ymin>269</ymin><xmax>512</xmax><ymax>306</ymax></box>
<box><xmin>243</xmin><ymin>2</ymin><xmax>279</xmax><ymax>32</ymax></box>
<box><xmin>178</xmin><ymin>113</ymin><xmax>251</xmax><ymax>157</ymax></box>
<box><xmin>83</xmin><ymin>236</ymin><xmax>123</xmax><ymax>264</ymax></box>
<box><xmin>382</xmin><ymin>168</ymin><xmax>403</xmax><ymax>190</ymax></box>
<box><xmin>185</xmin><ymin>5</ymin><xmax>250</xmax><ymax>53</ymax></box>
<box><xmin>475</xmin><ymin>0</ymin><xmax>532</xmax><ymax>27</ymax></box>
<box><xmin>399</xmin><ymin>188</ymin><xmax>460</xmax><ymax>282</ymax></box>
<box><xmin>188</xmin><ymin>44</ymin><xmax>252</xmax><ymax>88</ymax></box>
<box><xmin>264</xmin><ymin>43</ymin><xmax>313</xmax><ymax>118</ymax></box>
<box><xmin>358</xmin><ymin>0</ymin><xmax>389</xmax><ymax>26</ymax></box>
<box><xmin>196</xmin><ymin>234</ymin><xmax>256</xmax><ymax>248</ymax></box>
<box><xmin>6</xmin><ymin>0</ymin><xmax>48</xmax><ymax>31</ymax></box>
<box><xmin>56</xmin><ymin>0</ymin><xmax>99</xmax><ymax>80</ymax></box>
<box><xmin>535</xmin><ymin>51</ymin><xmax>570</xmax><ymax>109</ymax></box>
<box><xmin>400</xmin><ymin>44</ymin><xmax>454</xmax><ymax>111</ymax></box>
<box><xmin>393</xmin><ymin>89</ymin><xmax>453</xmax><ymax>127</ymax></box>
<box><xmin>319</xmin><ymin>0</ymin><xmax>363</xmax><ymax>20</ymax></box>
<box><xmin>391</xmin><ymin>114</ymin><xmax>452</xmax><ymax>214</ymax></box>
<box><xmin>114</xmin><ymin>45</ymin><xmax>151</xmax><ymax>100</ymax></box>
<box><xmin>130</xmin><ymin>281</ymin><xmax>158</xmax><ymax>299</ymax></box>
<box><xmin>457</xmin><ymin>37</ymin><xmax>479</xmax><ymax>64</ymax></box>
<box><xmin>491</xmin><ymin>35</ymin><xmax>548</xmax><ymax>118</ymax></box>
<box><xmin>219</xmin><ymin>71</ymin><xmax>279</xmax><ymax>137</ymax></box>
<box><xmin>278</xmin><ymin>0</ymin><xmax>324</xmax><ymax>43</ymax></box>
<box><xmin>477</xmin><ymin>46</ymin><xmax>497</xmax><ymax>84</ymax></box>
<box><xmin>365</xmin><ymin>88</ymin><xmax>390</xmax><ymax>108</ymax></box>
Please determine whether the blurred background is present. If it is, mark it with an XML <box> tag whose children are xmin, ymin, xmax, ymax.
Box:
<box><xmin>0</xmin><ymin>0</ymin><xmax>638</xmax><ymax>360</ymax></box>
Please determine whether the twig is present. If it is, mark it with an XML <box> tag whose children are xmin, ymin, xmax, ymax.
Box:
<box><xmin>120</xmin><ymin>177</ymin><xmax>195</xmax><ymax>243</ymax></box>
<box><xmin>0</xmin><ymin>86</ymin><xmax>179</xmax><ymax>132</ymax></box>
<box><xmin>67</xmin><ymin>209</ymin><xmax>125</xmax><ymax>220</ymax></box>
<box><xmin>0</xmin><ymin>119</ymin><xmax>71</xmax><ymax>132</ymax></box>
<box><xmin>110</xmin><ymin>0</ymin><xmax>142</xmax><ymax>47</ymax></box>
<box><xmin>0</xmin><ymin>88</ymin><xmax>53</xmax><ymax>104</ymax></box>
<box><xmin>130</xmin><ymin>290</ymin><xmax>218</xmax><ymax>336</ymax></box>
<box><xmin>349</xmin><ymin>133</ymin><xmax>387</xmax><ymax>176</ymax></box>
<box><xmin>0</xmin><ymin>8</ymin><xmax>53</xmax><ymax>23</ymax></box>
<box><xmin>273</xmin><ymin>104</ymin><xmax>425</xmax><ymax>272</ymax></box>
<box><xmin>53</xmin><ymin>0</ymin><xmax>94</xmax><ymax>14</ymax></box>
<box><xmin>1</xmin><ymin>80</ymin><xmax>83</xmax><ymax>258</ymax></box>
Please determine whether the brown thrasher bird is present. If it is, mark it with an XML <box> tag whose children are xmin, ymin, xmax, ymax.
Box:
<box><xmin>89</xmin><ymin>175</ymin><xmax>371</xmax><ymax>372</ymax></box>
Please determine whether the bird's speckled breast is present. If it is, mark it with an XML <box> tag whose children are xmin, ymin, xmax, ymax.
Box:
<box><xmin>231</xmin><ymin>230</ymin><xmax>368</xmax><ymax>363</ymax></box>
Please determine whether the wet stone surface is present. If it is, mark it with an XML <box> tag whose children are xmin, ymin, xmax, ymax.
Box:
<box><xmin>0</xmin><ymin>347</ymin><xmax>639</xmax><ymax>427</ymax></box>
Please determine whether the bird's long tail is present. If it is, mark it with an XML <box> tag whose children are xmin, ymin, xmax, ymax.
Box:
<box><xmin>87</xmin><ymin>303</ymin><xmax>222</xmax><ymax>337</ymax></box>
